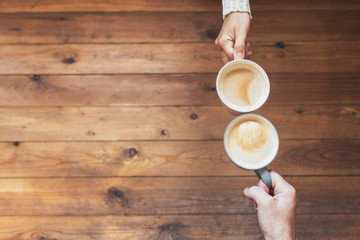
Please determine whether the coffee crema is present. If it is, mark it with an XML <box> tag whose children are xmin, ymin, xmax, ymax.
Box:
<box><xmin>226</xmin><ymin>115</ymin><xmax>278</xmax><ymax>166</ymax></box>
<box><xmin>235</xmin><ymin>120</ymin><xmax>268</xmax><ymax>151</ymax></box>
<box><xmin>221</xmin><ymin>68</ymin><xmax>264</xmax><ymax>107</ymax></box>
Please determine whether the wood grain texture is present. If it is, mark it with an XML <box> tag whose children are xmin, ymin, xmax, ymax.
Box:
<box><xmin>0</xmin><ymin>177</ymin><xmax>358</xmax><ymax>215</ymax></box>
<box><xmin>0</xmin><ymin>73</ymin><xmax>359</xmax><ymax>107</ymax></box>
<box><xmin>0</xmin><ymin>105</ymin><xmax>358</xmax><ymax>141</ymax></box>
<box><xmin>0</xmin><ymin>214</ymin><xmax>358</xmax><ymax>240</ymax></box>
<box><xmin>1</xmin><ymin>11</ymin><xmax>359</xmax><ymax>44</ymax></box>
<box><xmin>0</xmin><ymin>12</ymin><xmax>221</xmax><ymax>44</ymax></box>
<box><xmin>1</xmin><ymin>140</ymin><xmax>359</xmax><ymax>177</ymax></box>
<box><xmin>0</xmin><ymin>0</ymin><xmax>358</xmax><ymax>12</ymax></box>
<box><xmin>0</xmin><ymin>42</ymin><xmax>359</xmax><ymax>74</ymax></box>
<box><xmin>0</xmin><ymin>0</ymin><xmax>358</xmax><ymax>238</ymax></box>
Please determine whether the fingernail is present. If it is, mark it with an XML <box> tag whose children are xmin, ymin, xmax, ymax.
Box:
<box><xmin>235</xmin><ymin>52</ymin><xmax>243</xmax><ymax>59</ymax></box>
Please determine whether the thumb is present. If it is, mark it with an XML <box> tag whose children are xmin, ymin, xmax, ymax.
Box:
<box><xmin>234</xmin><ymin>34</ymin><xmax>246</xmax><ymax>60</ymax></box>
<box><xmin>244</xmin><ymin>186</ymin><xmax>272</xmax><ymax>206</ymax></box>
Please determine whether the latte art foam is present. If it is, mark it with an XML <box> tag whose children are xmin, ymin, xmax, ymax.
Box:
<box><xmin>236</xmin><ymin>121</ymin><xmax>267</xmax><ymax>151</ymax></box>
<box><xmin>226</xmin><ymin>115</ymin><xmax>278</xmax><ymax>167</ymax></box>
<box><xmin>221</xmin><ymin>68</ymin><xmax>263</xmax><ymax>108</ymax></box>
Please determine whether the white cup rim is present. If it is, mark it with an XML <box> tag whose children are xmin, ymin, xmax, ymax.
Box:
<box><xmin>224</xmin><ymin>114</ymin><xmax>279</xmax><ymax>170</ymax></box>
<box><xmin>216</xmin><ymin>59</ymin><xmax>270</xmax><ymax>113</ymax></box>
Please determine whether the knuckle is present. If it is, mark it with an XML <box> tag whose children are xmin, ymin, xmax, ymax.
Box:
<box><xmin>248</xmin><ymin>186</ymin><xmax>258</xmax><ymax>192</ymax></box>
<box><xmin>219</xmin><ymin>38</ymin><xmax>227</xmax><ymax>46</ymax></box>
<box><xmin>291</xmin><ymin>188</ymin><xmax>297</xmax><ymax>202</ymax></box>
<box><xmin>289</xmin><ymin>185</ymin><xmax>296</xmax><ymax>197</ymax></box>
<box><xmin>236</xmin><ymin>43</ymin><xmax>245</xmax><ymax>50</ymax></box>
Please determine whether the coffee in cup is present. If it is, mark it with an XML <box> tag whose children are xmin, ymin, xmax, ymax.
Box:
<box><xmin>216</xmin><ymin>60</ymin><xmax>270</xmax><ymax>114</ymax></box>
<box><xmin>224</xmin><ymin>114</ymin><xmax>279</xmax><ymax>190</ymax></box>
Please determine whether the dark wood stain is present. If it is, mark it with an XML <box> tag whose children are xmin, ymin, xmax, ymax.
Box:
<box><xmin>204</xmin><ymin>28</ymin><xmax>219</xmax><ymax>40</ymax></box>
<box><xmin>190</xmin><ymin>113</ymin><xmax>198</xmax><ymax>120</ymax></box>
<box><xmin>106</xmin><ymin>186</ymin><xmax>129</xmax><ymax>208</ymax></box>
<box><xmin>295</xmin><ymin>107</ymin><xmax>304</xmax><ymax>114</ymax></box>
<box><xmin>276</xmin><ymin>41</ymin><xmax>286</xmax><ymax>48</ymax></box>
<box><xmin>62</xmin><ymin>57</ymin><xmax>75</xmax><ymax>64</ymax></box>
<box><xmin>160</xmin><ymin>129</ymin><xmax>168</xmax><ymax>136</ymax></box>
<box><xmin>30</xmin><ymin>75</ymin><xmax>41</xmax><ymax>81</ymax></box>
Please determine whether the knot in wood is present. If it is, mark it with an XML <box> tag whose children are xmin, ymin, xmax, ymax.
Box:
<box><xmin>276</xmin><ymin>41</ymin><xmax>286</xmax><ymax>49</ymax></box>
<box><xmin>62</xmin><ymin>57</ymin><xmax>75</xmax><ymax>64</ymax></box>
<box><xmin>160</xmin><ymin>223</ymin><xmax>175</xmax><ymax>231</ymax></box>
<box><xmin>204</xmin><ymin>28</ymin><xmax>219</xmax><ymax>40</ymax></box>
<box><xmin>108</xmin><ymin>187</ymin><xmax>124</xmax><ymax>198</ymax></box>
<box><xmin>294</xmin><ymin>108</ymin><xmax>303</xmax><ymax>114</ymax></box>
<box><xmin>87</xmin><ymin>131</ymin><xmax>96</xmax><ymax>136</ymax></box>
<box><xmin>13</xmin><ymin>141</ymin><xmax>20</xmax><ymax>147</ymax></box>
<box><xmin>204</xmin><ymin>86</ymin><xmax>216</xmax><ymax>92</ymax></box>
<box><xmin>31</xmin><ymin>232</ymin><xmax>55</xmax><ymax>240</ymax></box>
<box><xmin>126</xmin><ymin>148</ymin><xmax>138</xmax><ymax>158</ymax></box>
<box><xmin>190</xmin><ymin>113</ymin><xmax>198</xmax><ymax>120</ymax></box>
<box><xmin>114</xmin><ymin>189</ymin><xmax>124</xmax><ymax>198</ymax></box>
<box><xmin>160</xmin><ymin>129</ymin><xmax>168</xmax><ymax>136</ymax></box>
<box><xmin>30</xmin><ymin>75</ymin><xmax>41</xmax><ymax>81</ymax></box>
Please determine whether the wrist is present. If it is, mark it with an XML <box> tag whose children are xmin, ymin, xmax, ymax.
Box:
<box><xmin>222</xmin><ymin>0</ymin><xmax>252</xmax><ymax>19</ymax></box>
<box><xmin>264</xmin><ymin>228</ymin><xmax>295</xmax><ymax>240</ymax></box>
<box><xmin>225</xmin><ymin>11</ymin><xmax>251</xmax><ymax>19</ymax></box>
<box><xmin>265</xmin><ymin>234</ymin><xmax>294</xmax><ymax>240</ymax></box>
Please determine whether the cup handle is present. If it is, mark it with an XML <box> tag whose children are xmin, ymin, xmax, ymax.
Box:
<box><xmin>254</xmin><ymin>168</ymin><xmax>274</xmax><ymax>196</ymax></box>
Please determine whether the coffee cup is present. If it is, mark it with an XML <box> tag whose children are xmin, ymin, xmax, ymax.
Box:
<box><xmin>216</xmin><ymin>59</ymin><xmax>270</xmax><ymax>114</ymax></box>
<box><xmin>224</xmin><ymin>114</ymin><xmax>279</xmax><ymax>191</ymax></box>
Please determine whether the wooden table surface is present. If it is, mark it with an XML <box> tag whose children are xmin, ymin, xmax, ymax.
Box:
<box><xmin>0</xmin><ymin>0</ymin><xmax>359</xmax><ymax>239</ymax></box>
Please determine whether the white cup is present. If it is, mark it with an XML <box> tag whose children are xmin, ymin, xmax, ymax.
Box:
<box><xmin>216</xmin><ymin>59</ymin><xmax>270</xmax><ymax>114</ymax></box>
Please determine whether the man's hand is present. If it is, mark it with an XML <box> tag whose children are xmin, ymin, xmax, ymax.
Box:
<box><xmin>215</xmin><ymin>12</ymin><xmax>252</xmax><ymax>63</ymax></box>
<box><xmin>244</xmin><ymin>171</ymin><xmax>296</xmax><ymax>240</ymax></box>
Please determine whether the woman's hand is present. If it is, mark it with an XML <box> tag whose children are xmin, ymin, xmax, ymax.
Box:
<box><xmin>215</xmin><ymin>12</ymin><xmax>252</xmax><ymax>63</ymax></box>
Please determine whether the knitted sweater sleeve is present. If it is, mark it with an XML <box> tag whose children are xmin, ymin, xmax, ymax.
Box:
<box><xmin>222</xmin><ymin>0</ymin><xmax>252</xmax><ymax>19</ymax></box>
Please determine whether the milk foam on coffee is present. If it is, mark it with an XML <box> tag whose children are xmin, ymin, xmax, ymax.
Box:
<box><xmin>226</xmin><ymin>116</ymin><xmax>277</xmax><ymax>166</ymax></box>
<box><xmin>221</xmin><ymin>67</ymin><xmax>264</xmax><ymax>107</ymax></box>
<box><xmin>236</xmin><ymin>121</ymin><xmax>267</xmax><ymax>151</ymax></box>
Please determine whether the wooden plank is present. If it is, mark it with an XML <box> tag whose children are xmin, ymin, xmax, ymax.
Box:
<box><xmin>0</xmin><ymin>140</ymin><xmax>359</xmax><ymax>177</ymax></box>
<box><xmin>0</xmin><ymin>177</ymin><xmax>358</xmax><ymax>215</ymax></box>
<box><xmin>267</xmin><ymin>73</ymin><xmax>360</xmax><ymax>105</ymax></box>
<box><xmin>0</xmin><ymin>0</ymin><xmax>358</xmax><ymax>13</ymax></box>
<box><xmin>0</xmin><ymin>42</ymin><xmax>359</xmax><ymax>74</ymax></box>
<box><xmin>0</xmin><ymin>12</ymin><xmax>221</xmax><ymax>44</ymax></box>
<box><xmin>0</xmin><ymin>105</ymin><xmax>359</xmax><ymax>141</ymax></box>
<box><xmin>0</xmin><ymin>73</ymin><xmax>359</xmax><ymax>107</ymax></box>
<box><xmin>0</xmin><ymin>74</ymin><xmax>220</xmax><ymax>107</ymax></box>
<box><xmin>0</xmin><ymin>214</ymin><xmax>358</xmax><ymax>239</ymax></box>
<box><xmin>250</xmin><ymin>11</ymin><xmax>360</xmax><ymax>42</ymax></box>
<box><xmin>0</xmin><ymin>11</ymin><xmax>359</xmax><ymax>44</ymax></box>
<box><xmin>0</xmin><ymin>12</ymin><xmax>220</xmax><ymax>44</ymax></box>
